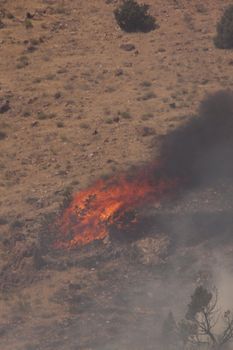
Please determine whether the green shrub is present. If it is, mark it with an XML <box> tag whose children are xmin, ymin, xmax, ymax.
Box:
<box><xmin>24</xmin><ymin>18</ymin><xmax>33</xmax><ymax>29</ymax></box>
<box><xmin>214</xmin><ymin>5</ymin><xmax>233</xmax><ymax>49</ymax></box>
<box><xmin>114</xmin><ymin>0</ymin><xmax>157</xmax><ymax>33</ymax></box>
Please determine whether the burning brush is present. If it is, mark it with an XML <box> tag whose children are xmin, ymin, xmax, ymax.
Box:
<box><xmin>54</xmin><ymin>166</ymin><xmax>178</xmax><ymax>249</ymax></box>
<box><xmin>53</xmin><ymin>90</ymin><xmax>233</xmax><ymax>250</ymax></box>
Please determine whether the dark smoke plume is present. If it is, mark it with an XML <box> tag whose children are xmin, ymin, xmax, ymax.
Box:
<box><xmin>160</xmin><ymin>90</ymin><xmax>233</xmax><ymax>185</ymax></box>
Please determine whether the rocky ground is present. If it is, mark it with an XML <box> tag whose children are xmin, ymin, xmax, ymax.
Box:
<box><xmin>1</xmin><ymin>1</ymin><xmax>233</xmax><ymax>349</ymax></box>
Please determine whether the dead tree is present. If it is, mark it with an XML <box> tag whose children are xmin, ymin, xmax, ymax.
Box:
<box><xmin>178</xmin><ymin>286</ymin><xmax>233</xmax><ymax>350</ymax></box>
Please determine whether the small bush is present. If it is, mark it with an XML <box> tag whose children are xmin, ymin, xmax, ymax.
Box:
<box><xmin>16</xmin><ymin>55</ymin><xmax>29</xmax><ymax>69</ymax></box>
<box><xmin>0</xmin><ymin>20</ymin><xmax>5</xmax><ymax>29</ymax></box>
<box><xmin>24</xmin><ymin>18</ymin><xmax>33</xmax><ymax>29</ymax></box>
<box><xmin>118</xmin><ymin>110</ymin><xmax>132</xmax><ymax>119</ymax></box>
<box><xmin>0</xmin><ymin>131</ymin><xmax>6</xmax><ymax>140</ymax></box>
<box><xmin>214</xmin><ymin>5</ymin><xmax>233</xmax><ymax>49</ymax></box>
<box><xmin>114</xmin><ymin>0</ymin><xmax>157</xmax><ymax>33</ymax></box>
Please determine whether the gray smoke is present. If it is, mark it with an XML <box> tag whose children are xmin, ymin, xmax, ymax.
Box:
<box><xmin>159</xmin><ymin>90</ymin><xmax>233</xmax><ymax>186</ymax></box>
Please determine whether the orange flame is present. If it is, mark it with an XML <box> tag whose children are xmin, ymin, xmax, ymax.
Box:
<box><xmin>54</xmin><ymin>166</ymin><xmax>177</xmax><ymax>249</ymax></box>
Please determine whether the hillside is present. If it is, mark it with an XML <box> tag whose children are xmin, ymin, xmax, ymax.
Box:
<box><xmin>1</xmin><ymin>1</ymin><xmax>233</xmax><ymax>349</ymax></box>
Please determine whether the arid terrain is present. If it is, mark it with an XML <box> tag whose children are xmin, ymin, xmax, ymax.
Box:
<box><xmin>1</xmin><ymin>1</ymin><xmax>233</xmax><ymax>349</ymax></box>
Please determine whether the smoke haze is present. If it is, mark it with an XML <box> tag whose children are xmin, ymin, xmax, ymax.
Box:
<box><xmin>101</xmin><ymin>90</ymin><xmax>233</xmax><ymax>350</ymax></box>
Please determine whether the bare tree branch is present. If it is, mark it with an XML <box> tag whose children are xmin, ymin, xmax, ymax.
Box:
<box><xmin>176</xmin><ymin>286</ymin><xmax>233</xmax><ymax>349</ymax></box>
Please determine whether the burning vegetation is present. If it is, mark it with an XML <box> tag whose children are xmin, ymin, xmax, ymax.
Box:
<box><xmin>54</xmin><ymin>166</ymin><xmax>178</xmax><ymax>249</ymax></box>
<box><xmin>53</xmin><ymin>90</ymin><xmax>233</xmax><ymax>250</ymax></box>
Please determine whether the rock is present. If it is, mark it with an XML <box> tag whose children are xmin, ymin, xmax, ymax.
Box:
<box><xmin>0</xmin><ymin>100</ymin><xmax>10</xmax><ymax>113</ymax></box>
<box><xmin>120</xmin><ymin>43</ymin><xmax>136</xmax><ymax>51</ymax></box>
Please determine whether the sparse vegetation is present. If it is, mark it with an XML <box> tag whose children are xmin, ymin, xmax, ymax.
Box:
<box><xmin>79</xmin><ymin>122</ymin><xmax>90</xmax><ymax>129</ymax></box>
<box><xmin>37</xmin><ymin>111</ymin><xmax>47</xmax><ymax>120</ymax></box>
<box><xmin>118</xmin><ymin>110</ymin><xmax>132</xmax><ymax>119</ymax></box>
<box><xmin>24</xmin><ymin>343</ymin><xmax>39</xmax><ymax>350</ymax></box>
<box><xmin>1</xmin><ymin>1</ymin><xmax>233</xmax><ymax>348</ymax></box>
<box><xmin>183</xmin><ymin>12</ymin><xmax>195</xmax><ymax>30</ymax></box>
<box><xmin>56</xmin><ymin>121</ymin><xmax>64</xmax><ymax>128</ymax></box>
<box><xmin>105</xmin><ymin>85</ymin><xmax>116</xmax><ymax>93</ymax></box>
<box><xmin>55</xmin><ymin>4</ymin><xmax>67</xmax><ymax>14</ymax></box>
<box><xmin>37</xmin><ymin>111</ymin><xmax>56</xmax><ymax>120</ymax></box>
<box><xmin>214</xmin><ymin>5</ymin><xmax>233</xmax><ymax>49</ymax></box>
<box><xmin>24</xmin><ymin>18</ymin><xmax>33</xmax><ymax>29</ymax></box>
<box><xmin>0</xmin><ymin>131</ymin><xmax>7</xmax><ymax>140</ymax></box>
<box><xmin>13</xmin><ymin>294</ymin><xmax>32</xmax><ymax>315</ymax></box>
<box><xmin>140</xmin><ymin>80</ymin><xmax>152</xmax><ymax>88</ymax></box>
<box><xmin>54</xmin><ymin>91</ymin><xmax>62</xmax><ymax>99</ymax></box>
<box><xmin>0</xmin><ymin>19</ymin><xmax>5</xmax><ymax>29</ymax></box>
<box><xmin>16</xmin><ymin>55</ymin><xmax>29</xmax><ymax>69</ymax></box>
<box><xmin>195</xmin><ymin>3</ymin><xmax>207</xmax><ymax>14</ymax></box>
<box><xmin>114</xmin><ymin>0</ymin><xmax>157</xmax><ymax>33</ymax></box>
<box><xmin>0</xmin><ymin>216</ymin><xmax>8</xmax><ymax>225</ymax></box>
<box><xmin>29</xmin><ymin>38</ymin><xmax>40</xmax><ymax>46</ymax></box>
<box><xmin>45</xmin><ymin>73</ymin><xmax>56</xmax><ymax>81</ymax></box>
<box><xmin>141</xmin><ymin>113</ymin><xmax>154</xmax><ymax>121</ymax></box>
<box><xmin>22</xmin><ymin>110</ymin><xmax>31</xmax><ymax>118</ymax></box>
<box><xmin>105</xmin><ymin>116</ymin><xmax>114</xmax><ymax>124</ymax></box>
<box><xmin>139</xmin><ymin>91</ymin><xmax>157</xmax><ymax>100</ymax></box>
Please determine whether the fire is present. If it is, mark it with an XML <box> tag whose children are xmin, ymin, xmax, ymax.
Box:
<box><xmin>54</xmin><ymin>165</ymin><xmax>178</xmax><ymax>249</ymax></box>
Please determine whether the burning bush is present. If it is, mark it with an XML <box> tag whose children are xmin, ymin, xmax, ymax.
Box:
<box><xmin>114</xmin><ymin>0</ymin><xmax>157</xmax><ymax>33</ymax></box>
<box><xmin>160</xmin><ymin>90</ymin><xmax>233</xmax><ymax>184</ymax></box>
<box><xmin>214</xmin><ymin>5</ymin><xmax>233</xmax><ymax>49</ymax></box>
<box><xmin>53</xmin><ymin>172</ymin><xmax>177</xmax><ymax>249</ymax></box>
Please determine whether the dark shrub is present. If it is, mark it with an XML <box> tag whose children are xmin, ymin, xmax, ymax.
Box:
<box><xmin>114</xmin><ymin>0</ymin><xmax>157</xmax><ymax>33</ymax></box>
<box><xmin>0</xmin><ymin>131</ymin><xmax>6</xmax><ymax>140</ymax></box>
<box><xmin>214</xmin><ymin>5</ymin><xmax>233</xmax><ymax>49</ymax></box>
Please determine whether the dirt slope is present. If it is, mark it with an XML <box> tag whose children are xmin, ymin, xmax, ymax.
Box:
<box><xmin>1</xmin><ymin>1</ymin><xmax>233</xmax><ymax>349</ymax></box>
